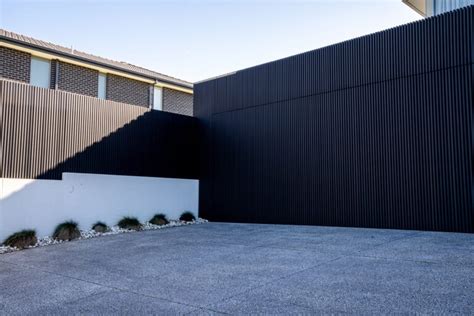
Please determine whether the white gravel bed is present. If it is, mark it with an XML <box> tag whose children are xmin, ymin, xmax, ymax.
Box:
<box><xmin>0</xmin><ymin>218</ymin><xmax>208</xmax><ymax>255</ymax></box>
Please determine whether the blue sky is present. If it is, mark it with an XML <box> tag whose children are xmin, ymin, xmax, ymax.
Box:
<box><xmin>0</xmin><ymin>0</ymin><xmax>421</xmax><ymax>82</ymax></box>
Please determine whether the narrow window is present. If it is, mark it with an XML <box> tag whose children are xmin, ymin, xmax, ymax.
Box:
<box><xmin>153</xmin><ymin>86</ymin><xmax>163</xmax><ymax>110</ymax></box>
<box><xmin>98</xmin><ymin>73</ymin><xmax>107</xmax><ymax>99</ymax></box>
<box><xmin>30</xmin><ymin>56</ymin><xmax>51</xmax><ymax>88</ymax></box>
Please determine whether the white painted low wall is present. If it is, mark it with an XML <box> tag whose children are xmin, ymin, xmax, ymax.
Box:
<box><xmin>0</xmin><ymin>173</ymin><xmax>199</xmax><ymax>241</ymax></box>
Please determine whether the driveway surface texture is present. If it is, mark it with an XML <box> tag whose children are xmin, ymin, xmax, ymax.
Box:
<box><xmin>1</xmin><ymin>223</ymin><xmax>473</xmax><ymax>314</ymax></box>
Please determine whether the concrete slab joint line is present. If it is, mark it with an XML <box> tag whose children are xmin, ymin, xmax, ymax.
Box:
<box><xmin>0</xmin><ymin>223</ymin><xmax>473</xmax><ymax>314</ymax></box>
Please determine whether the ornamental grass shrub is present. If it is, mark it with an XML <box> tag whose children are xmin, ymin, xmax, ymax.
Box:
<box><xmin>3</xmin><ymin>230</ymin><xmax>37</xmax><ymax>249</ymax></box>
<box><xmin>179</xmin><ymin>211</ymin><xmax>195</xmax><ymax>222</ymax></box>
<box><xmin>117</xmin><ymin>217</ymin><xmax>141</xmax><ymax>230</ymax></box>
<box><xmin>92</xmin><ymin>222</ymin><xmax>108</xmax><ymax>233</ymax></box>
<box><xmin>149</xmin><ymin>214</ymin><xmax>169</xmax><ymax>226</ymax></box>
<box><xmin>53</xmin><ymin>221</ymin><xmax>81</xmax><ymax>241</ymax></box>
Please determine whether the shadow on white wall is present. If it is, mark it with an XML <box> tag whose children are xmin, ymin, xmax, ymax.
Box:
<box><xmin>0</xmin><ymin>173</ymin><xmax>199</xmax><ymax>241</ymax></box>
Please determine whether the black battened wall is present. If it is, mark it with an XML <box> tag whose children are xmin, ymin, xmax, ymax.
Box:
<box><xmin>0</xmin><ymin>80</ymin><xmax>199</xmax><ymax>180</ymax></box>
<box><xmin>194</xmin><ymin>6</ymin><xmax>474</xmax><ymax>233</ymax></box>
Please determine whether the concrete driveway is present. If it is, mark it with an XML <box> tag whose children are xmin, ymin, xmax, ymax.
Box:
<box><xmin>1</xmin><ymin>223</ymin><xmax>473</xmax><ymax>314</ymax></box>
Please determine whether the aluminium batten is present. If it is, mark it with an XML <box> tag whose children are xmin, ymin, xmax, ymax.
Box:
<box><xmin>0</xmin><ymin>79</ymin><xmax>199</xmax><ymax>180</ymax></box>
<box><xmin>195</xmin><ymin>6</ymin><xmax>474</xmax><ymax>233</ymax></box>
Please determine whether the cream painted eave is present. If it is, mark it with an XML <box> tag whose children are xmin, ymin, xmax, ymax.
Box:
<box><xmin>0</xmin><ymin>40</ymin><xmax>193</xmax><ymax>94</ymax></box>
<box><xmin>402</xmin><ymin>0</ymin><xmax>427</xmax><ymax>17</ymax></box>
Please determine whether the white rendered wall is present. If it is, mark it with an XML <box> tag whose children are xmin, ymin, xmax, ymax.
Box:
<box><xmin>0</xmin><ymin>173</ymin><xmax>199</xmax><ymax>241</ymax></box>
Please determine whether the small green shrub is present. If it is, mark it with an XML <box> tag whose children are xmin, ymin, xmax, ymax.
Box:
<box><xmin>3</xmin><ymin>230</ymin><xmax>37</xmax><ymax>249</ymax></box>
<box><xmin>53</xmin><ymin>221</ymin><xmax>81</xmax><ymax>241</ymax></box>
<box><xmin>149</xmin><ymin>213</ymin><xmax>169</xmax><ymax>226</ymax></box>
<box><xmin>117</xmin><ymin>217</ymin><xmax>141</xmax><ymax>230</ymax></box>
<box><xmin>179</xmin><ymin>211</ymin><xmax>196</xmax><ymax>222</ymax></box>
<box><xmin>92</xmin><ymin>222</ymin><xmax>108</xmax><ymax>233</ymax></box>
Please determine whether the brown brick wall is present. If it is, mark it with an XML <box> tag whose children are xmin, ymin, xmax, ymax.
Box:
<box><xmin>0</xmin><ymin>47</ymin><xmax>30</xmax><ymax>83</ymax></box>
<box><xmin>163</xmin><ymin>88</ymin><xmax>193</xmax><ymax>116</ymax></box>
<box><xmin>57</xmin><ymin>62</ymin><xmax>98</xmax><ymax>97</ymax></box>
<box><xmin>106</xmin><ymin>74</ymin><xmax>150</xmax><ymax>107</ymax></box>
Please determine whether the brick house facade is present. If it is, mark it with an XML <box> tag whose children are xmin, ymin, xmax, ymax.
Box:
<box><xmin>0</xmin><ymin>46</ymin><xmax>30</xmax><ymax>83</ymax></box>
<box><xmin>0</xmin><ymin>29</ymin><xmax>193</xmax><ymax>115</ymax></box>
<box><xmin>106</xmin><ymin>74</ymin><xmax>150</xmax><ymax>107</ymax></box>
<box><xmin>57</xmin><ymin>62</ymin><xmax>99</xmax><ymax>97</ymax></box>
<box><xmin>163</xmin><ymin>88</ymin><xmax>194</xmax><ymax>116</ymax></box>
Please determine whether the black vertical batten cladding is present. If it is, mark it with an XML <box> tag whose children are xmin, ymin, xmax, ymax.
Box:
<box><xmin>0</xmin><ymin>80</ymin><xmax>199</xmax><ymax>180</ymax></box>
<box><xmin>194</xmin><ymin>6</ymin><xmax>474</xmax><ymax>233</ymax></box>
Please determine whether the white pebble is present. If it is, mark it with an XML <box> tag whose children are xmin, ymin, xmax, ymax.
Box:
<box><xmin>0</xmin><ymin>218</ymin><xmax>208</xmax><ymax>254</ymax></box>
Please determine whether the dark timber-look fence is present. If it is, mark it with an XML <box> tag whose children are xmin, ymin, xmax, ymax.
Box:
<box><xmin>0</xmin><ymin>79</ymin><xmax>199</xmax><ymax>180</ymax></box>
<box><xmin>195</xmin><ymin>6</ymin><xmax>474</xmax><ymax>233</ymax></box>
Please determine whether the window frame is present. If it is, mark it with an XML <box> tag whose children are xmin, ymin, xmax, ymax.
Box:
<box><xmin>153</xmin><ymin>86</ymin><xmax>163</xmax><ymax>111</ymax></box>
<box><xmin>98</xmin><ymin>73</ymin><xmax>107</xmax><ymax>99</ymax></box>
<box><xmin>30</xmin><ymin>56</ymin><xmax>51</xmax><ymax>89</ymax></box>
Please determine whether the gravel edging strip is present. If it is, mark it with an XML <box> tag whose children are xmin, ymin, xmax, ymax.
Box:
<box><xmin>0</xmin><ymin>218</ymin><xmax>208</xmax><ymax>255</ymax></box>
